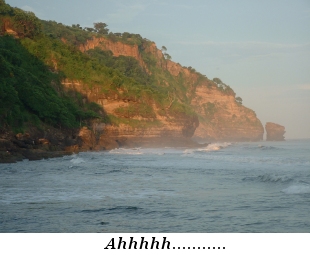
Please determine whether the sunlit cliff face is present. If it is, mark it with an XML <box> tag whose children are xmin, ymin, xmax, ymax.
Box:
<box><xmin>72</xmin><ymin>37</ymin><xmax>264</xmax><ymax>142</ymax></box>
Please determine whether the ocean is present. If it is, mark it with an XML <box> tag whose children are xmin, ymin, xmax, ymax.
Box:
<box><xmin>0</xmin><ymin>139</ymin><xmax>309</xmax><ymax>233</ymax></box>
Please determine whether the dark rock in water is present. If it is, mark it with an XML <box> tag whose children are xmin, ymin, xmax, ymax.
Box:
<box><xmin>265</xmin><ymin>122</ymin><xmax>285</xmax><ymax>141</ymax></box>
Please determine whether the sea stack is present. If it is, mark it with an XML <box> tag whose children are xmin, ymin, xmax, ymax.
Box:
<box><xmin>265</xmin><ymin>122</ymin><xmax>285</xmax><ymax>141</ymax></box>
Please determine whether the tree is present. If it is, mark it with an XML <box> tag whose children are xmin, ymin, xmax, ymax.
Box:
<box><xmin>164</xmin><ymin>53</ymin><xmax>171</xmax><ymax>60</ymax></box>
<box><xmin>85</xmin><ymin>27</ymin><xmax>94</xmax><ymax>32</ymax></box>
<box><xmin>212</xmin><ymin>77</ymin><xmax>223</xmax><ymax>85</ymax></box>
<box><xmin>235</xmin><ymin>96</ymin><xmax>242</xmax><ymax>105</ymax></box>
<box><xmin>0</xmin><ymin>0</ymin><xmax>11</xmax><ymax>14</ymax></box>
<box><xmin>161</xmin><ymin>45</ymin><xmax>167</xmax><ymax>52</ymax></box>
<box><xmin>93</xmin><ymin>22</ymin><xmax>109</xmax><ymax>35</ymax></box>
<box><xmin>13</xmin><ymin>9</ymin><xmax>42</xmax><ymax>38</ymax></box>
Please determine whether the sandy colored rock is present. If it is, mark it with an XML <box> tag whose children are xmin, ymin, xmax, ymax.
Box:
<box><xmin>265</xmin><ymin>122</ymin><xmax>285</xmax><ymax>141</ymax></box>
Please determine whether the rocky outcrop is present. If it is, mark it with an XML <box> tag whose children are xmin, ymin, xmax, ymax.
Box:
<box><xmin>142</xmin><ymin>43</ymin><xmax>264</xmax><ymax>141</ymax></box>
<box><xmin>0</xmin><ymin>129</ymin><xmax>73</xmax><ymax>163</ymax></box>
<box><xmin>265</xmin><ymin>122</ymin><xmax>285</xmax><ymax>141</ymax></box>
<box><xmin>79</xmin><ymin>36</ymin><xmax>149</xmax><ymax>71</ymax></box>
<box><xmin>1</xmin><ymin>19</ymin><xmax>18</xmax><ymax>38</ymax></box>
<box><xmin>190</xmin><ymin>81</ymin><xmax>264</xmax><ymax>141</ymax></box>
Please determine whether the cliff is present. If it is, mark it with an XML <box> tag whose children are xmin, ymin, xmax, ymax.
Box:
<box><xmin>62</xmin><ymin>79</ymin><xmax>199</xmax><ymax>149</ymax></box>
<box><xmin>191</xmin><ymin>82</ymin><xmax>263</xmax><ymax>141</ymax></box>
<box><xmin>0</xmin><ymin>2</ymin><xmax>266</xmax><ymax>163</ymax></box>
<box><xmin>76</xmin><ymin>36</ymin><xmax>264</xmax><ymax>142</ymax></box>
<box><xmin>265</xmin><ymin>122</ymin><xmax>285</xmax><ymax>141</ymax></box>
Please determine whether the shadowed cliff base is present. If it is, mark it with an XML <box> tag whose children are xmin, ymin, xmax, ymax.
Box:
<box><xmin>0</xmin><ymin>129</ymin><xmax>207</xmax><ymax>163</ymax></box>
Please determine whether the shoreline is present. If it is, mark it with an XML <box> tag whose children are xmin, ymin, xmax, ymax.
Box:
<box><xmin>1</xmin><ymin>133</ymin><xmax>278</xmax><ymax>164</ymax></box>
<box><xmin>0</xmin><ymin>137</ymin><xmax>209</xmax><ymax>164</ymax></box>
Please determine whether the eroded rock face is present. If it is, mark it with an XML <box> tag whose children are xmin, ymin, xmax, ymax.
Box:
<box><xmin>191</xmin><ymin>82</ymin><xmax>264</xmax><ymax>141</ymax></box>
<box><xmin>62</xmin><ymin>78</ymin><xmax>199</xmax><ymax>145</ymax></box>
<box><xmin>265</xmin><ymin>122</ymin><xmax>285</xmax><ymax>141</ymax></box>
<box><xmin>79</xmin><ymin>37</ymin><xmax>148</xmax><ymax>71</ymax></box>
<box><xmin>75</xmin><ymin>37</ymin><xmax>264</xmax><ymax>142</ymax></box>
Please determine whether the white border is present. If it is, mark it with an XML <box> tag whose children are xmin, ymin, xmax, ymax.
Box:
<box><xmin>1</xmin><ymin>233</ymin><xmax>310</xmax><ymax>254</ymax></box>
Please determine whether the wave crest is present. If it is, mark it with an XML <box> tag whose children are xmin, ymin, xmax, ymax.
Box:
<box><xmin>282</xmin><ymin>185</ymin><xmax>310</xmax><ymax>194</ymax></box>
<box><xmin>242</xmin><ymin>174</ymin><xmax>293</xmax><ymax>183</ymax></box>
<box><xmin>70</xmin><ymin>157</ymin><xmax>85</xmax><ymax>164</ymax></box>
<box><xmin>184</xmin><ymin>142</ymin><xmax>231</xmax><ymax>154</ymax></box>
<box><xmin>109</xmin><ymin>148</ymin><xmax>143</xmax><ymax>155</ymax></box>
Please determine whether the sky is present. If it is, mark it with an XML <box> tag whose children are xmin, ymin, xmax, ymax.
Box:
<box><xmin>6</xmin><ymin>0</ymin><xmax>310</xmax><ymax>139</ymax></box>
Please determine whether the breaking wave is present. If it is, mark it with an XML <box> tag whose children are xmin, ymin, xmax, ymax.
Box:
<box><xmin>109</xmin><ymin>148</ymin><xmax>143</xmax><ymax>155</ymax></box>
<box><xmin>243</xmin><ymin>173</ymin><xmax>293</xmax><ymax>184</ymax></box>
<box><xmin>70</xmin><ymin>157</ymin><xmax>85</xmax><ymax>164</ymax></box>
<box><xmin>244</xmin><ymin>145</ymin><xmax>281</xmax><ymax>151</ymax></box>
<box><xmin>282</xmin><ymin>185</ymin><xmax>310</xmax><ymax>194</ymax></box>
<box><xmin>81</xmin><ymin>206</ymin><xmax>140</xmax><ymax>214</ymax></box>
<box><xmin>183</xmin><ymin>142</ymin><xmax>231</xmax><ymax>154</ymax></box>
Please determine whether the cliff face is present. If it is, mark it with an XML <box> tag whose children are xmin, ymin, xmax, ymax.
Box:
<box><xmin>265</xmin><ymin>122</ymin><xmax>285</xmax><ymax>141</ymax></box>
<box><xmin>79</xmin><ymin>37</ymin><xmax>149</xmax><ymax>71</ymax></box>
<box><xmin>62</xmin><ymin>79</ymin><xmax>199</xmax><ymax>147</ymax></box>
<box><xmin>191</xmin><ymin>82</ymin><xmax>264</xmax><ymax>141</ymax></box>
<box><xmin>75</xmin><ymin>37</ymin><xmax>264</xmax><ymax>142</ymax></box>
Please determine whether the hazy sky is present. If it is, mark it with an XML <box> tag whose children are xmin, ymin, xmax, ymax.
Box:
<box><xmin>6</xmin><ymin>0</ymin><xmax>310</xmax><ymax>139</ymax></box>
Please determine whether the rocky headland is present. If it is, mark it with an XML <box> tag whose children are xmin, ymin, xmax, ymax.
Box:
<box><xmin>0</xmin><ymin>1</ymin><xmax>266</xmax><ymax>163</ymax></box>
<box><xmin>265</xmin><ymin>122</ymin><xmax>286</xmax><ymax>141</ymax></box>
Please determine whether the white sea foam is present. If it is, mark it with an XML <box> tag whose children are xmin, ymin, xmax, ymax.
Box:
<box><xmin>282</xmin><ymin>185</ymin><xmax>310</xmax><ymax>194</ymax></box>
<box><xmin>70</xmin><ymin>157</ymin><xmax>85</xmax><ymax>164</ymax></box>
<box><xmin>184</xmin><ymin>142</ymin><xmax>231</xmax><ymax>154</ymax></box>
<box><xmin>109</xmin><ymin>148</ymin><xmax>143</xmax><ymax>155</ymax></box>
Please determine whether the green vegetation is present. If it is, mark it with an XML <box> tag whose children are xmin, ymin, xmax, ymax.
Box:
<box><xmin>0</xmin><ymin>0</ymin><xmax>41</xmax><ymax>38</ymax></box>
<box><xmin>42</xmin><ymin>19</ymin><xmax>149</xmax><ymax>47</ymax></box>
<box><xmin>86</xmin><ymin>47</ymin><xmax>152</xmax><ymax>86</ymax></box>
<box><xmin>212</xmin><ymin>77</ymin><xmax>235</xmax><ymax>96</ymax></box>
<box><xmin>0</xmin><ymin>35</ymin><xmax>100</xmax><ymax>130</ymax></box>
<box><xmin>235</xmin><ymin>96</ymin><xmax>243</xmax><ymax>105</ymax></box>
<box><xmin>41</xmin><ymin>20</ymin><xmax>93</xmax><ymax>45</ymax></box>
<box><xmin>0</xmin><ymin>0</ymin><xmax>246</xmax><ymax>137</ymax></box>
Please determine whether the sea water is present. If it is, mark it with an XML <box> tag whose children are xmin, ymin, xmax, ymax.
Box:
<box><xmin>0</xmin><ymin>139</ymin><xmax>309</xmax><ymax>232</ymax></box>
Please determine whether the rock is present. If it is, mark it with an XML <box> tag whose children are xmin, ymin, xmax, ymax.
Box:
<box><xmin>77</xmin><ymin>127</ymin><xmax>96</xmax><ymax>150</ymax></box>
<box><xmin>0</xmin><ymin>139</ymin><xmax>11</xmax><ymax>151</ymax></box>
<box><xmin>15</xmin><ymin>133</ymin><xmax>24</xmax><ymax>140</ymax></box>
<box><xmin>96</xmin><ymin>136</ymin><xmax>119</xmax><ymax>150</ymax></box>
<box><xmin>265</xmin><ymin>122</ymin><xmax>285</xmax><ymax>141</ymax></box>
<box><xmin>38</xmin><ymin>138</ymin><xmax>49</xmax><ymax>145</ymax></box>
<box><xmin>191</xmin><ymin>83</ymin><xmax>264</xmax><ymax>141</ymax></box>
<box><xmin>65</xmin><ymin>145</ymin><xmax>79</xmax><ymax>152</ymax></box>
